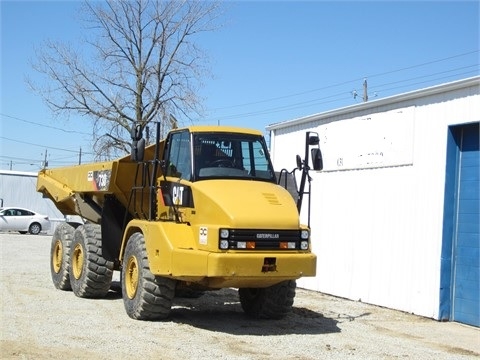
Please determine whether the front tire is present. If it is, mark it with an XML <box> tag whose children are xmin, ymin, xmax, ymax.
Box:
<box><xmin>50</xmin><ymin>223</ymin><xmax>75</xmax><ymax>290</ymax></box>
<box><xmin>122</xmin><ymin>232</ymin><xmax>176</xmax><ymax>320</ymax></box>
<box><xmin>239</xmin><ymin>280</ymin><xmax>296</xmax><ymax>319</ymax></box>
<box><xmin>69</xmin><ymin>224</ymin><xmax>114</xmax><ymax>298</ymax></box>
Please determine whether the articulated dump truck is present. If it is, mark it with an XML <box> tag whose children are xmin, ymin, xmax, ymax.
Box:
<box><xmin>37</xmin><ymin>124</ymin><xmax>322</xmax><ymax>320</ymax></box>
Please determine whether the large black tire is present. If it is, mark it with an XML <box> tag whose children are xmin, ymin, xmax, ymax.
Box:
<box><xmin>69</xmin><ymin>224</ymin><xmax>114</xmax><ymax>298</ymax></box>
<box><xmin>50</xmin><ymin>223</ymin><xmax>75</xmax><ymax>290</ymax></box>
<box><xmin>175</xmin><ymin>287</ymin><xmax>205</xmax><ymax>299</ymax></box>
<box><xmin>239</xmin><ymin>280</ymin><xmax>297</xmax><ymax>319</ymax></box>
<box><xmin>122</xmin><ymin>232</ymin><xmax>176</xmax><ymax>321</ymax></box>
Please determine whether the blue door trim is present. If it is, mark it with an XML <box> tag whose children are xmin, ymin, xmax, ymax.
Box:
<box><xmin>440</xmin><ymin>122</ymin><xmax>480</xmax><ymax>325</ymax></box>
<box><xmin>439</xmin><ymin>126</ymin><xmax>459</xmax><ymax>320</ymax></box>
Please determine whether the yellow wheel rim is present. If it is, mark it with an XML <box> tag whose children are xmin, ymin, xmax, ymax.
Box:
<box><xmin>52</xmin><ymin>240</ymin><xmax>63</xmax><ymax>273</ymax></box>
<box><xmin>72</xmin><ymin>243</ymin><xmax>84</xmax><ymax>280</ymax></box>
<box><xmin>125</xmin><ymin>255</ymin><xmax>139</xmax><ymax>299</ymax></box>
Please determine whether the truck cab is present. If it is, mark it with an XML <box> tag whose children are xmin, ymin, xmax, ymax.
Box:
<box><xmin>164</xmin><ymin>128</ymin><xmax>275</xmax><ymax>183</ymax></box>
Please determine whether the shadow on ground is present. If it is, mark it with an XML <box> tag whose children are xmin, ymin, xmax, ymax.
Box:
<box><xmin>107</xmin><ymin>283</ymin><xmax>340</xmax><ymax>335</ymax></box>
<box><xmin>170</xmin><ymin>288</ymin><xmax>340</xmax><ymax>335</ymax></box>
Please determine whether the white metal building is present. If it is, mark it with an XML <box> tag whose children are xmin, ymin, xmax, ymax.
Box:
<box><xmin>267</xmin><ymin>76</ymin><xmax>479</xmax><ymax>327</ymax></box>
<box><xmin>0</xmin><ymin>170</ymin><xmax>65</xmax><ymax>234</ymax></box>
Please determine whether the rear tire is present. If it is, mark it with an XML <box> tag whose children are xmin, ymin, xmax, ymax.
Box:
<box><xmin>69</xmin><ymin>224</ymin><xmax>114</xmax><ymax>298</ymax></box>
<box><xmin>122</xmin><ymin>232</ymin><xmax>176</xmax><ymax>320</ymax></box>
<box><xmin>175</xmin><ymin>287</ymin><xmax>205</xmax><ymax>299</ymax></box>
<box><xmin>239</xmin><ymin>280</ymin><xmax>296</xmax><ymax>319</ymax></box>
<box><xmin>29</xmin><ymin>222</ymin><xmax>42</xmax><ymax>235</ymax></box>
<box><xmin>50</xmin><ymin>223</ymin><xmax>74</xmax><ymax>290</ymax></box>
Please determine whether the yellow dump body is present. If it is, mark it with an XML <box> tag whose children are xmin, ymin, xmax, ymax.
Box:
<box><xmin>37</xmin><ymin>139</ymin><xmax>163</xmax><ymax>223</ymax></box>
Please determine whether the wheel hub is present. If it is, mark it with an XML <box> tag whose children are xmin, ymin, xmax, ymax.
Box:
<box><xmin>52</xmin><ymin>240</ymin><xmax>63</xmax><ymax>273</ymax></box>
<box><xmin>72</xmin><ymin>243</ymin><xmax>84</xmax><ymax>279</ymax></box>
<box><xmin>125</xmin><ymin>255</ymin><xmax>139</xmax><ymax>299</ymax></box>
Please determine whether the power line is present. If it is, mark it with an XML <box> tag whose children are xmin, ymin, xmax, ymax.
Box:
<box><xmin>203</xmin><ymin>64</ymin><xmax>479</xmax><ymax>123</ymax></box>
<box><xmin>0</xmin><ymin>136</ymin><xmax>94</xmax><ymax>155</ymax></box>
<box><xmin>0</xmin><ymin>113</ymin><xmax>94</xmax><ymax>168</ymax></box>
<box><xmin>2</xmin><ymin>50</ymin><xmax>478</xmax><ymax>165</ymax></box>
<box><xmin>369</xmin><ymin>66</ymin><xmax>478</xmax><ymax>96</ymax></box>
<box><xmin>4</xmin><ymin>51</ymin><xmax>477</xmax><ymax>129</ymax></box>
<box><xmin>0</xmin><ymin>113</ymin><xmax>91</xmax><ymax>136</ymax></box>
<box><xmin>367</xmin><ymin>50</ymin><xmax>479</xmax><ymax>80</ymax></box>
<box><xmin>207</xmin><ymin>50</ymin><xmax>479</xmax><ymax>112</ymax></box>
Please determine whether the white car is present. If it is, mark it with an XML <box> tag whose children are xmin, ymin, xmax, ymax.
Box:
<box><xmin>0</xmin><ymin>207</ymin><xmax>51</xmax><ymax>235</ymax></box>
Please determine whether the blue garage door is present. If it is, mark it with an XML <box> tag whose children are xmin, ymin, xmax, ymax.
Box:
<box><xmin>440</xmin><ymin>122</ymin><xmax>479</xmax><ymax>327</ymax></box>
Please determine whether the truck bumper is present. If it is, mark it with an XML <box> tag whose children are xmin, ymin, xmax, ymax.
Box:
<box><xmin>165</xmin><ymin>250</ymin><xmax>316</xmax><ymax>288</ymax></box>
<box><xmin>206</xmin><ymin>252</ymin><xmax>316</xmax><ymax>288</ymax></box>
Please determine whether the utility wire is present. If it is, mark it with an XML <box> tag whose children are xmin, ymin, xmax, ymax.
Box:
<box><xmin>0</xmin><ymin>113</ymin><xmax>91</xmax><ymax>136</ymax></box>
<box><xmin>2</xmin><ymin>51</ymin><xmax>478</xmax><ymax>166</ymax></box>
<box><xmin>0</xmin><ymin>136</ymin><xmax>94</xmax><ymax>155</ymax></box>
<box><xmin>204</xmin><ymin>64</ymin><xmax>479</xmax><ymax>122</ymax></box>
<box><xmin>371</xmin><ymin>65</ymin><xmax>478</xmax><ymax>92</ymax></box>
<box><xmin>208</xmin><ymin>50</ymin><xmax>479</xmax><ymax>111</ymax></box>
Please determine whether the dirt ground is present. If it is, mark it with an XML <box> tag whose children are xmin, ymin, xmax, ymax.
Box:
<box><xmin>1</xmin><ymin>233</ymin><xmax>479</xmax><ymax>359</ymax></box>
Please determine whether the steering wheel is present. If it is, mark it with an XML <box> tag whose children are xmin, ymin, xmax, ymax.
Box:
<box><xmin>209</xmin><ymin>159</ymin><xmax>234</xmax><ymax>168</ymax></box>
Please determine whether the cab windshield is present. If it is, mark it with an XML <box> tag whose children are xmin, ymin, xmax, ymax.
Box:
<box><xmin>193</xmin><ymin>133</ymin><xmax>276</xmax><ymax>182</ymax></box>
<box><xmin>164</xmin><ymin>130</ymin><xmax>276</xmax><ymax>182</ymax></box>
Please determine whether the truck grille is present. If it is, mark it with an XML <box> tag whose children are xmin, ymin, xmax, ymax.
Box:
<box><xmin>219</xmin><ymin>229</ymin><xmax>308</xmax><ymax>251</ymax></box>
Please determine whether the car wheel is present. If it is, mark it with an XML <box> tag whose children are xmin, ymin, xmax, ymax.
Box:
<box><xmin>28</xmin><ymin>222</ymin><xmax>42</xmax><ymax>235</ymax></box>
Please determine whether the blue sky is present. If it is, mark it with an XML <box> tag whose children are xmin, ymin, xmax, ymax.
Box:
<box><xmin>1</xmin><ymin>0</ymin><xmax>479</xmax><ymax>172</ymax></box>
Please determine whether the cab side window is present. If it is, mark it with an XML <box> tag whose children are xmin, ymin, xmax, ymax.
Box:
<box><xmin>165</xmin><ymin>131</ymin><xmax>192</xmax><ymax>180</ymax></box>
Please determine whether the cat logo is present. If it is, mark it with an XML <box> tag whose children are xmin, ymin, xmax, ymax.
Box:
<box><xmin>172</xmin><ymin>185</ymin><xmax>184</xmax><ymax>205</ymax></box>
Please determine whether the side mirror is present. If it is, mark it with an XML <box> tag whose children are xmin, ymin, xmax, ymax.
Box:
<box><xmin>131</xmin><ymin>138</ymin><xmax>145</xmax><ymax>162</ymax></box>
<box><xmin>159</xmin><ymin>160</ymin><xmax>167</xmax><ymax>174</ymax></box>
<box><xmin>296</xmin><ymin>154</ymin><xmax>302</xmax><ymax>170</ymax></box>
<box><xmin>311</xmin><ymin>148</ymin><xmax>323</xmax><ymax>171</ymax></box>
<box><xmin>131</xmin><ymin>124</ymin><xmax>143</xmax><ymax>141</ymax></box>
<box><xmin>308</xmin><ymin>133</ymin><xmax>320</xmax><ymax>146</ymax></box>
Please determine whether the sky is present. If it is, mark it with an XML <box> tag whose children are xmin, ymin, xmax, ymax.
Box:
<box><xmin>1</xmin><ymin>0</ymin><xmax>479</xmax><ymax>172</ymax></box>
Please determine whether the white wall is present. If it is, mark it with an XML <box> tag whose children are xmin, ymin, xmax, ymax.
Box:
<box><xmin>0</xmin><ymin>170</ymin><xmax>65</xmax><ymax>234</ymax></box>
<box><xmin>269</xmin><ymin>78</ymin><xmax>480</xmax><ymax>319</ymax></box>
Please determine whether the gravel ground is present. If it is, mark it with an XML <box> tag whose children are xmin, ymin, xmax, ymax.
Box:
<box><xmin>1</xmin><ymin>233</ymin><xmax>479</xmax><ymax>360</ymax></box>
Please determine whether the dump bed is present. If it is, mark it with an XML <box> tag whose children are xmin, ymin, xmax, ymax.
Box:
<box><xmin>37</xmin><ymin>143</ymin><xmax>161</xmax><ymax>223</ymax></box>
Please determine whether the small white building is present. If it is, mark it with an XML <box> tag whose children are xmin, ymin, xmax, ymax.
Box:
<box><xmin>267</xmin><ymin>76</ymin><xmax>479</xmax><ymax>327</ymax></box>
<box><xmin>0</xmin><ymin>170</ymin><xmax>65</xmax><ymax>234</ymax></box>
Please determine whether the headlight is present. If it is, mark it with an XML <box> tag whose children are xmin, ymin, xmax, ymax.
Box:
<box><xmin>300</xmin><ymin>241</ymin><xmax>309</xmax><ymax>250</ymax></box>
<box><xmin>219</xmin><ymin>229</ymin><xmax>230</xmax><ymax>249</ymax></box>
<box><xmin>219</xmin><ymin>240</ymin><xmax>229</xmax><ymax>249</ymax></box>
<box><xmin>300</xmin><ymin>229</ymin><xmax>310</xmax><ymax>239</ymax></box>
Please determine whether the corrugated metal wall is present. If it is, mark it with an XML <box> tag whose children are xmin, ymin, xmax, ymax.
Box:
<box><xmin>0</xmin><ymin>170</ymin><xmax>65</xmax><ymax>234</ymax></box>
<box><xmin>269</xmin><ymin>78</ymin><xmax>480</xmax><ymax>320</ymax></box>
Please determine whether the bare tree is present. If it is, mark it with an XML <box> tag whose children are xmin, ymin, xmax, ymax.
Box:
<box><xmin>29</xmin><ymin>0</ymin><xmax>222</xmax><ymax>160</ymax></box>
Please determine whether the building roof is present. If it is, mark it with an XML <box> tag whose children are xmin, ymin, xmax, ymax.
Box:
<box><xmin>0</xmin><ymin>170</ymin><xmax>38</xmax><ymax>177</ymax></box>
<box><xmin>266</xmin><ymin>76</ymin><xmax>480</xmax><ymax>131</ymax></box>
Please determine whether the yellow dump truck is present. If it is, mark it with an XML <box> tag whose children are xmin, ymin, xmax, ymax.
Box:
<box><xmin>37</xmin><ymin>124</ymin><xmax>322</xmax><ymax>320</ymax></box>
